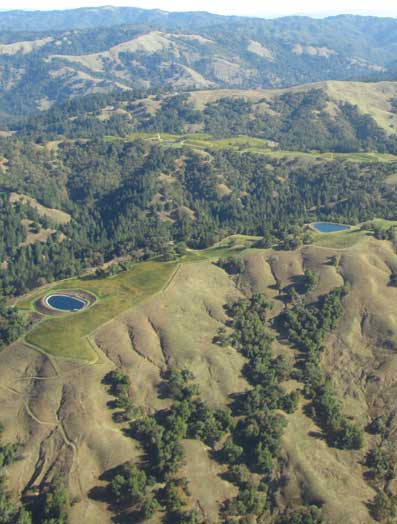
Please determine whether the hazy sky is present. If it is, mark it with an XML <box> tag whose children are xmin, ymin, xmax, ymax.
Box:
<box><xmin>2</xmin><ymin>0</ymin><xmax>397</xmax><ymax>17</ymax></box>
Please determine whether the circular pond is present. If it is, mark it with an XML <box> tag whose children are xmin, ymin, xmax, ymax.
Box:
<box><xmin>45</xmin><ymin>294</ymin><xmax>87</xmax><ymax>312</ymax></box>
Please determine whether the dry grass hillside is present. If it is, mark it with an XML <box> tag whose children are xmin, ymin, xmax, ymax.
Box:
<box><xmin>9</xmin><ymin>192</ymin><xmax>71</xmax><ymax>225</ymax></box>
<box><xmin>187</xmin><ymin>81</ymin><xmax>397</xmax><ymax>135</ymax></box>
<box><xmin>2</xmin><ymin>234</ymin><xmax>397</xmax><ymax>522</ymax></box>
<box><xmin>44</xmin><ymin>31</ymin><xmax>217</xmax><ymax>92</ymax></box>
<box><xmin>2</xmin><ymin>12</ymin><xmax>397</xmax><ymax>115</ymax></box>
<box><xmin>47</xmin><ymin>31</ymin><xmax>214</xmax><ymax>90</ymax></box>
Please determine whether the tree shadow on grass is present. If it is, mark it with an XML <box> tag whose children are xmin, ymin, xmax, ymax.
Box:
<box><xmin>287</xmin><ymin>274</ymin><xmax>307</xmax><ymax>295</ymax></box>
<box><xmin>88</xmin><ymin>464</ymin><xmax>145</xmax><ymax>523</ymax></box>
<box><xmin>307</xmin><ymin>430</ymin><xmax>327</xmax><ymax>441</ymax></box>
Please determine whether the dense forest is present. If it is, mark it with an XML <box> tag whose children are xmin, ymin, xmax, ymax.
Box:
<box><xmin>15</xmin><ymin>89</ymin><xmax>397</xmax><ymax>154</ymax></box>
<box><xmin>1</xmin><ymin>132</ymin><xmax>396</xmax><ymax>299</ymax></box>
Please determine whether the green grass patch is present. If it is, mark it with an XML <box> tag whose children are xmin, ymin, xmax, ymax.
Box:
<box><xmin>183</xmin><ymin>234</ymin><xmax>261</xmax><ymax>262</ymax></box>
<box><xmin>265</xmin><ymin>150</ymin><xmax>397</xmax><ymax>163</ymax></box>
<box><xmin>184</xmin><ymin>135</ymin><xmax>275</xmax><ymax>152</ymax></box>
<box><xmin>312</xmin><ymin>228</ymin><xmax>368</xmax><ymax>248</ymax></box>
<box><xmin>127</xmin><ymin>132</ymin><xmax>185</xmax><ymax>142</ymax></box>
<box><xmin>369</xmin><ymin>218</ymin><xmax>397</xmax><ymax>229</ymax></box>
<box><xmin>107</xmin><ymin>132</ymin><xmax>397</xmax><ymax>163</ymax></box>
<box><xmin>121</xmin><ymin>132</ymin><xmax>275</xmax><ymax>153</ymax></box>
<box><xmin>21</xmin><ymin>261</ymin><xmax>177</xmax><ymax>362</ymax></box>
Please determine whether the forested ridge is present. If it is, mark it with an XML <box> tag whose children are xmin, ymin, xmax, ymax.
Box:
<box><xmin>1</xmin><ymin>133</ymin><xmax>396</xmax><ymax>300</ymax></box>
<box><xmin>15</xmin><ymin>88</ymin><xmax>397</xmax><ymax>154</ymax></box>
<box><xmin>0</xmin><ymin>9</ymin><xmax>397</xmax><ymax>115</ymax></box>
<box><xmin>1</xmin><ymin>84</ymin><xmax>397</xmax><ymax>374</ymax></box>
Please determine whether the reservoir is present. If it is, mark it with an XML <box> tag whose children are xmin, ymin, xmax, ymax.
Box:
<box><xmin>46</xmin><ymin>294</ymin><xmax>87</xmax><ymax>312</ymax></box>
<box><xmin>312</xmin><ymin>222</ymin><xmax>351</xmax><ymax>233</ymax></box>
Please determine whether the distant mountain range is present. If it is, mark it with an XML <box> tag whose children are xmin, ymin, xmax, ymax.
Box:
<box><xmin>0</xmin><ymin>7</ymin><xmax>397</xmax><ymax>118</ymax></box>
<box><xmin>0</xmin><ymin>7</ymin><xmax>243</xmax><ymax>31</ymax></box>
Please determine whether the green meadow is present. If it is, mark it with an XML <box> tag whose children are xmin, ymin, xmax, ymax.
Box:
<box><xmin>19</xmin><ymin>261</ymin><xmax>177</xmax><ymax>362</ymax></box>
<box><xmin>17</xmin><ymin>237</ymin><xmax>262</xmax><ymax>362</ymax></box>
<box><xmin>104</xmin><ymin>132</ymin><xmax>397</xmax><ymax>162</ymax></box>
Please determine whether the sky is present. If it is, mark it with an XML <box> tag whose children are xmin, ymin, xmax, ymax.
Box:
<box><xmin>1</xmin><ymin>0</ymin><xmax>397</xmax><ymax>18</ymax></box>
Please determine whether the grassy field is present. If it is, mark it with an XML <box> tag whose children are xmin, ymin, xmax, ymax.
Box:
<box><xmin>184</xmin><ymin>234</ymin><xmax>262</xmax><ymax>262</ymax></box>
<box><xmin>105</xmin><ymin>132</ymin><xmax>397</xmax><ymax>162</ymax></box>
<box><xmin>121</xmin><ymin>132</ymin><xmax>275</xmax><ymax>153</ymax></box>
<box><xmin>370</xmin><ymin>218</ymin><xmax>397</xmax><ymax>229</ymax></box>
<box><xmin>19</xmin><ymin>261</ymin><xmax>177</xmax><ymax>362</ymax></box>
<box><xmin>311</xmin><ymin>228</ymin><xmax>369</xmax><ymax>248</ymax></box>
<box><xmin>310</xmin><ymin>219</ymin><xmax>397</xmax><ymax>248</ymax></box>
<box><xmin>264</xmin><ymin>150</ymin><xmax>397</xmax><ymax>163</ymax></box>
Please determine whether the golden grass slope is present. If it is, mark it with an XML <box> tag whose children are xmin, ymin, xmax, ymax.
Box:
<box><xmin>9</xmin><ymin>192</ymin><xmax>71</xmax><ymax>224</ymax></box>
<box><xmin>48</xmin><ymin>32</ymin><xmax>174</xmax><ymax>72</ymax></box>
<box><xmin>5</xmin><ymin>232</ymin><xmax>397</xmax><ymax>523</ymax></box>
<box><xmin>94</xmin><ymin>261</ymin><xmax>247</xmax><ymax>410</ymax></box>
<box><xmin>187</xmin><ymin>80</ymin><xmax>397</xmax><ymax>135</ymax></box>
<box><xmin>48</xmin><ymin>31</ymin><xmax>216</xmax><ymax>89</ymax></box>
<box><xmin>0</xmin><ymin>37</ymin><xmax>53</xmax><ymax>55</ymax></box>
<box><xmin>325</xmin><ymin>81</ymin><xmax>397</xmax><ymax>135</ymax></box>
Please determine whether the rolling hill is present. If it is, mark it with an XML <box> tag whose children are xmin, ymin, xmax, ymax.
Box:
<box><xmin>2</xmin><ymin>229</ymin><xmax>397</xmax><ymax>523</ymax></box>
<box><xmin>15</xmin><ymin>80</ymin><xmax>397</xmax><ymax>154</ymax></box>
<box><xmin>0</xmin><ymin>9</ymin><xmax>397</xmax><ymax>117</ymax></box>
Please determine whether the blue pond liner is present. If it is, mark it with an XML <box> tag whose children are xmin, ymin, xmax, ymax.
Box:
<box><xmin>312</xmin><ymin>222</ymin><xmax>351</xmax><ymax>233</ymax></box>
<box><xmin>46</xmin><ymin>294</ymin><xmax>86</xmax><ymax>312</ymax></box>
